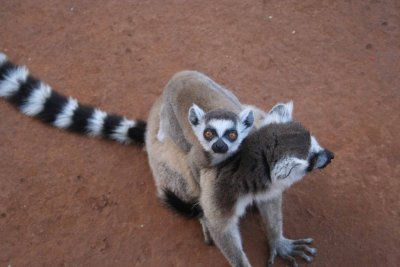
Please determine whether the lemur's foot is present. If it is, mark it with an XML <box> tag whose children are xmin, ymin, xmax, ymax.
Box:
<box><xmin>267</xmin><ymin>237</ymin><xmax>316</xmax><ymax>267</ymax></box>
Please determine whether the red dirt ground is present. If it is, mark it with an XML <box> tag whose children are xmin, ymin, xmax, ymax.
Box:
<box><xmin>0</xmin><ymin>1</ymin><xmax>399</xmax><ymax>266</ymax></box>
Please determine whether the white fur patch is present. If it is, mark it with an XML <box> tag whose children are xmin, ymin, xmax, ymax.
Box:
<box><xmin>157</xmin><ymin>116</ymin><xmax>167</xmax><ymax>142</ymax></box>
<box><xmin>263</xmin><ymin>101</ymin><xmax>293</xmax><ymax>126</ymax></box>
<box><xmin>53</xmin><ymin>97</ymin><xmax>78</xmax><ymax>128</ymax></box>
<box><xmin>20</xmin><ymin>82</ymin><xmax>52</xmax><ymax>116</ymax></box>
<box><xmin>0</xmin><ymin>53</ymin><xmax>7</xmax><ymax>66</ymax></box>
<box><xmin>111</xmin><ymin>118</ymin><xmax>136</xmax><ymax>144</ymax></box>
<box><xmin>208</xmin><ymin>119</ymin><xmax>235</xmax><ymax>137</ymax></box>
<box><xmin>157</xmin><ymin>128</ymin><xmax>166</xmax><ymax>142</ymax></box>
<box><xmin>86</xmin><ymin>109</ymin><xmax>107</xmax><ymax>136</ymax></box>
<box><xmin>235</xmin><ymin>195</ymin><xmax>253</xmax><ymax>218</ymax></box>
<box><xmin>310</xmin><ymin>136</ymin><xmax>323</xmax><ymax>153</ymax></box>
<box><xmin>0</xmin><ymin>66</ymin><xmax>29</xmax><ymax>97</ymax></box>
<box><xmin>271</xmin><ymin>157</ymin><xmax>308</xmax><ymax>185</ymax></box>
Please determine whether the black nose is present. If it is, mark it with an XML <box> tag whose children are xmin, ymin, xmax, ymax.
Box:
<box><xmin>212</xmin><ymin>139</ymin><xmax>228</xmax><ymax>154</ymax></box>
<box><xmin>326</xmin><ymin>149</ymin><xmax>334</xmax><ymax>160</ymax></box>
<box><xmin>319</xmin><ymin>149</ymin><xmax>334</xmax><ymax>169</ymax></box>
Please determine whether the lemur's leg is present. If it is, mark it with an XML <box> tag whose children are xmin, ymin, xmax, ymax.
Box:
<box><xmin>206</xmin><ymin>217</ymin><xmax>252</xmax><ymax>267</ymax></box>
<box><xmin>257</xmin><ymin>195</ymin><xmax>317</xmax><ymax>267</ymax></box>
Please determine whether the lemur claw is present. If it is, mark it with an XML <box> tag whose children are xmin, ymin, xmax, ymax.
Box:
<box><xmin>267</xmin><ymin>237</ymin><xmax>316</xmax><ymax>267</ymax></box>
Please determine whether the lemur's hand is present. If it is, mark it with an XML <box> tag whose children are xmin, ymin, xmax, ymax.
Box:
<box><xmin>267</xmin><ymin>237</ymin><xmax>316</xmax><ymax>267</ymax></box>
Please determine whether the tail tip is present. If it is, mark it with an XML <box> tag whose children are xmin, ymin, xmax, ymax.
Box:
<box><xmin>161</xmin><ymin>188</ymin><xmax>203</xmax><ymax>219</ymax></box>
<box><xmin>128</xmin><ymin>120</ymin><xmax>147</xmax><ymax>144</ymax></box>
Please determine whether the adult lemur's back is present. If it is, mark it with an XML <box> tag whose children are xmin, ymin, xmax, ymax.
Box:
<box><xmin>0</xmin><ymin>53</ymin><xmax>146</xmax><ymax>144</ymax></box>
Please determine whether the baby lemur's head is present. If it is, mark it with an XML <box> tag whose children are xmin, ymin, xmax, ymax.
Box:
<box><xmin>257</xmin><ymin>101</ymin><xmax>334</xmax><ymax>186</ymax></box>
<box><xmin>188</xmin><ymin>104</ymin><xmax>254</xmax><ymax>165</ymax></box>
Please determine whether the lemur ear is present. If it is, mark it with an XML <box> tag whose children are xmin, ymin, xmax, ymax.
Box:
<box><xmin>188</xmin><ymin>104</ymin><xmax>205</xmax><ymax>126</ymax></box>
<box><xmin>239</xmin><ymin>108</ymin><xmax>254</xmax><ymax>129</ymax></box>
<box><xmin>264</xmin><ymin>101</ymin><xmax>293</xmax><ymax>125</ymax></box>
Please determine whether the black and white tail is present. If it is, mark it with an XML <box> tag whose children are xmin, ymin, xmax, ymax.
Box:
<box><xmin>0</xmin><ymin>53</ymin><xmax>146</xmax><ymax>144</ymax></box>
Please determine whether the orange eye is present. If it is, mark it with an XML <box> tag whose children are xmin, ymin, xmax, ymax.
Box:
<box><xmin>204</xmin><ymin>130</ymin><xmax>214</xmax><ymax>140</ymax></box>
<box><xmin>228</xmin><ymin>131</ymin><xmax>237</xmax><ymax>141</ymax></box>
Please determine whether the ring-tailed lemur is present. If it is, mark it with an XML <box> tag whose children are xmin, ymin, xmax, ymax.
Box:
<box><xmin>1</xmin><ymin>53</ymin><xmax>333</xmax><ymax>266</ymax></box>
<box><xmin>148</xmin><ymin>101</ymin><xmax>334</xmax><ymax>267</ymax></box>
<box><xmin>0</xmin><ymin>53</ymin><xmax>146</xmax><ymax>144</ymax></box>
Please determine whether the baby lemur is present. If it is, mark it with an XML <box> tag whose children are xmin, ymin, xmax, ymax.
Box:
<box><xmin>157</xmin><ymin>70</ymin><xmax>258</xmax><ymax>179</ymax></box>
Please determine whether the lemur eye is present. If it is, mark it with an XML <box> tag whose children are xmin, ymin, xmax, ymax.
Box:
<box><xmin>204</xmin><ymin>129</ymin><xmax>214</xmax><ymax>140</ymax></box>
<box><xmin>227</xmin><ymin>131</ymin><xmax>238</xmax><ymax>141</ymax></box>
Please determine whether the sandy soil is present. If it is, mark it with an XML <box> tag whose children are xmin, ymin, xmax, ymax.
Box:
<box><xmin>0</xmin><ymin>1</ymin><xmax>399</xmax><ymax>266</ymax></box>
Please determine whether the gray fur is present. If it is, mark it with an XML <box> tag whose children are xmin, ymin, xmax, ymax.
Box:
<box><xmin>212</xmin><ymin>122</ymin><xmax>311</xmax><ymax>213</ymax></box>
<box><xmin>198</xmin><ymin>111</ymin><xmax>333</xmax><ymax>267</ymax></box>
<box><xmin>204</xmin><ymin>109</ymin><xmax>239</xmax><ymax>123</ymax></box>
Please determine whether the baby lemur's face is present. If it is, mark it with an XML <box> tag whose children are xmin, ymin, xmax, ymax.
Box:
<box><xmin>189</xmin><ymin>105</ymin><xmax>254</xmax><ymax>165</ymax></box>
<box><xmin>260</xmin><ymin>101</ymin><xmax>334</xmax><ymax>186</ymax></box>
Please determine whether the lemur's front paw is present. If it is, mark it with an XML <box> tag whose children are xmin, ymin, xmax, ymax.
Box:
<box><xmin>267</xmin><ymin>237</ymin><xmax>316</xmax><ymax>267</ymax></box>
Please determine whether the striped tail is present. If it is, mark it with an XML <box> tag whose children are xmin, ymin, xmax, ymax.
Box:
<box><xmin>0</xmin><ymin>53</ymin><xmax>146</xmax><ymax>144</ymax></box>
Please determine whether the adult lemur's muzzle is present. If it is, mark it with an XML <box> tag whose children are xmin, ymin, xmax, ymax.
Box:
<box><xmin>307</xmin><ymin>149</ymin><xmax>334</xmax><ymax>172</ymax></box>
